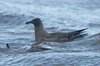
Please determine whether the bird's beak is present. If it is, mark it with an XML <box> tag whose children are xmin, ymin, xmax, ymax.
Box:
<box><xmin>26</xmin><ymin>21</ymin><xmax>32</xmax><ymax>24</ymax></box>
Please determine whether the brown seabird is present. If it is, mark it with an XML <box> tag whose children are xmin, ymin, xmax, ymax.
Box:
<box><xmin>26</xmin><ymin>18</ymin><xmax>87</xmax><ymax>46</ymax></box>
<box><xmin>26</xmin><ymin>18</ymin><xmax>87</xmax><ymax>45</ymax></box>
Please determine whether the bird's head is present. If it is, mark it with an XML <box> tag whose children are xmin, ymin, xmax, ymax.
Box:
<box><xmin>26</xmin><ymin>18</ymin><xmax>43</xmax><ymax>26</ymax></box>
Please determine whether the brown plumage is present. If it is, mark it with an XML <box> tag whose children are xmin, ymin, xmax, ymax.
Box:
<box><xmin>26</xmin><ymin>18</ymin><xmax>87</xmax><ymax>45</ymax></box>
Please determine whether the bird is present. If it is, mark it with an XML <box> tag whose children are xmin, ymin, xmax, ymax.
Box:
<box><xmin>26</xmin><ymin>18</ymin><xmax>87</xmax><ymax>46</ymax></box>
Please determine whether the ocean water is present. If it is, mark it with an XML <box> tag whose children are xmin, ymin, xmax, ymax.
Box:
<box><xmin>0</xmin><ymin>0</ymin><xmax>100</xmax><ymax>66</ymax></box>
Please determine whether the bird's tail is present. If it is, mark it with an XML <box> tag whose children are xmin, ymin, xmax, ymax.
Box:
<box><xmin>68</xmin><ymin>28</ymin><xmax>88</xmax><ymax>40</ymax></box>
<box><xmin>70</xmin><ymin>28</ymin><xmax>88</xmax><ymax>35</ymax></box>
<box><xmin>6</xmin><ymin>44</ymin><xmax>10</xmax><ymax>49</ymax></box>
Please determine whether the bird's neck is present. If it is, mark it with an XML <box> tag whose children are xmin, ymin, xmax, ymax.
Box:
<box><xmin>34</xmin><ymin>25</ymin><xmax>47</xmax><ymax>41</ymax></box>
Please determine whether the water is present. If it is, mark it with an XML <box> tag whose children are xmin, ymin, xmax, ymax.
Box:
<box><xmin>0</xmin><ymin>0</ymin><xmax>100</xmax><ymax>66</ymax></box>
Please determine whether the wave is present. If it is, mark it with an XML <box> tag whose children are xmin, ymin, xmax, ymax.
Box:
<box><xmin>0</xmin><ymin>0</ymin><xmax>100</xmax><ymax>16</ymax></box>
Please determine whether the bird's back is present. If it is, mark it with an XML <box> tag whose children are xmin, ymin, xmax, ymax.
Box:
<box><xmin>44</xmin><ymin>32</ymin><xmax>70</xmax><ymax>42</ymax></box>
<box><xmin>44</xmin><ymin>28</ymin><xmax>87</xmax><ymax>42</ymax></box>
